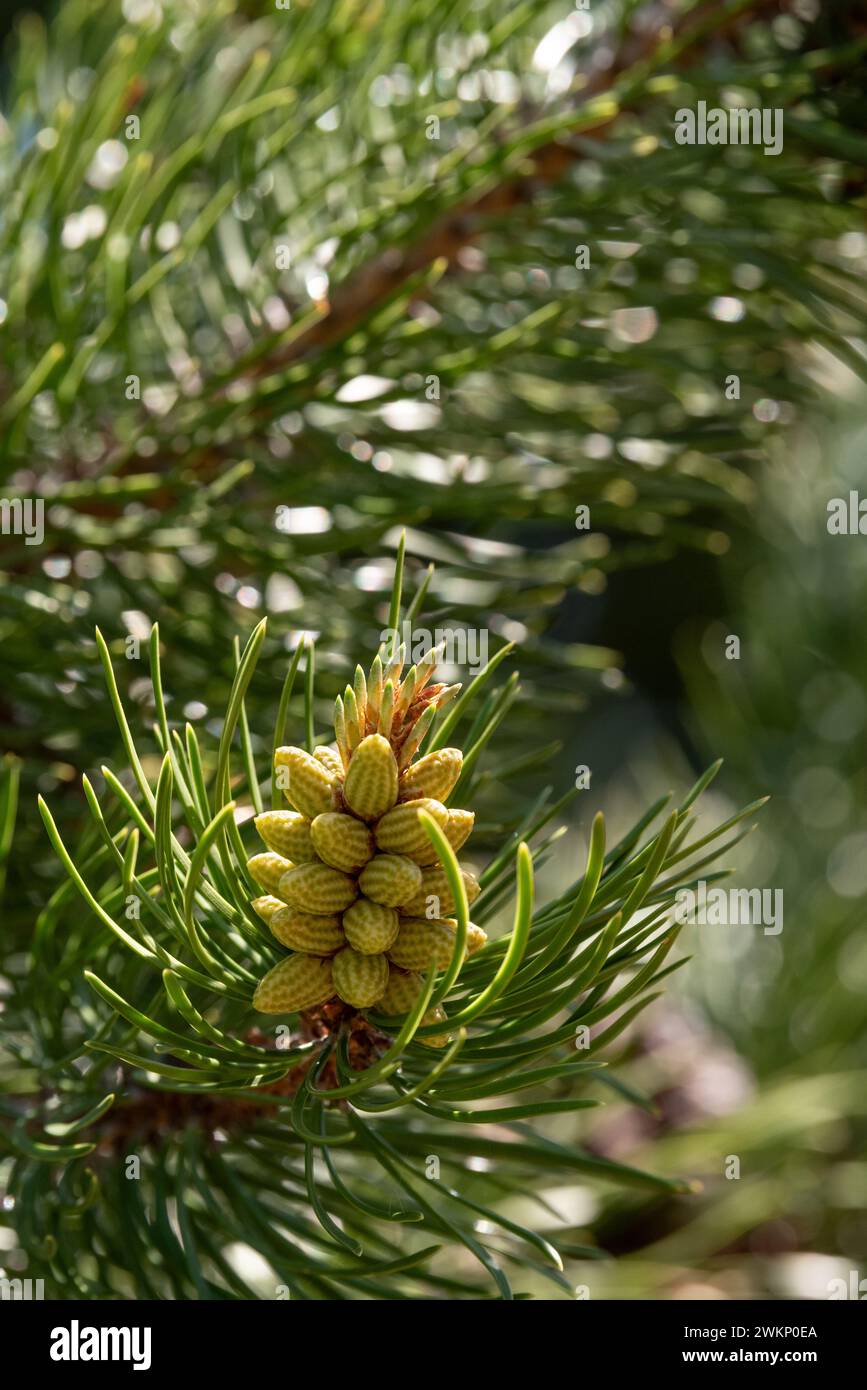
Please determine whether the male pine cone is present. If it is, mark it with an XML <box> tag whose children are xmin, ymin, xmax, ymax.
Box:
<box><xmin>249</xmin><ymin>646</ymin><xmax>486</xmax><ymax>1046</ymax></box>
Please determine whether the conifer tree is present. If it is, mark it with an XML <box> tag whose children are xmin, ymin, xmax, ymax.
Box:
<box><xmin>0</xmin><ymin>0</ymin><xmax>864</xmax><ymax>1299</ymax></box>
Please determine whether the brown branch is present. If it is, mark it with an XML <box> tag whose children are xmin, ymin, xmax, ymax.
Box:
<box><xmin>88</xmin><ymin>1005</ymin><xmax>391</xmax><ymax>1156</ymax></box>
<box><xmin>259</xmin><ymin>0</ymin><xmax>786</xmax><ymax>377</ymax></box>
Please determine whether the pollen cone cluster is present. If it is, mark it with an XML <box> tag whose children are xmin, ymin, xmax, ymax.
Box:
<box><xmin>250</xmin><ymin>645</ymin><xmax>487</xmax><ymax>1046</ymax></box>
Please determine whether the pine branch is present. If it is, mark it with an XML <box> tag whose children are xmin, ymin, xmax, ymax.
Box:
<box><xmin>257</xmin><ymin>0</ymin><xmax>788</xmax><ymax>377</ymax></box>
<box><xmin>0</xmin><ymin>549</ymin><xmax>761</xmax><ymax>1298</ymax></box>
